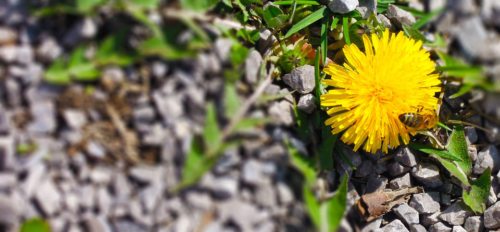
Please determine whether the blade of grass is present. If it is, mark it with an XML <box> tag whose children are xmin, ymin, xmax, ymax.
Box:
<box><xmin>330</xmin><ymin>17</ymin><xmax>340</xmax><ymax>31</ymax></box>
<box><xmin>342</xmin><ymin>17</ymin><xmax>351</xmax><ymax>45</ymax></box>
<box><xmin>412</xmin><ymin>7</ymin><xmax>444</xmax><ymax>30</ymax></box>
<box><xmin>314</xmin><ymin>47</ymin><xmax>322</xmax><ymax>102</ymax></box>
<box><xmin>284</xmin><ymin>6</ymin><xmax>327</xmax><ymax>38</ymax></box>
<box><xmin>321</xmin><ymin>16</ymin><xmax>329</xmax><ymax>64</ymax></box>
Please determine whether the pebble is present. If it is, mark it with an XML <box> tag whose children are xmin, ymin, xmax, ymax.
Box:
<box><xmin>85</xmin><ymin>141</ymin><xmax>106</xmax><ymax>159</ymax></box>
<box><xmin>35</xmin><ymin>179</ymin><xmax>62</xmax><ymax>216</ymax></box>
<box><xmin>269</xmin><ymin>100</ymin><xmax>294</xmax><ymax>126</ymax></box>
<box><xmin>452</xmin><ymin>226</ymin><xmax>467</xmax><ymax>232</ymax></box>
<box><xmin>0</xmin><ymin>136</ymin><xmax>15</xmax><ymax>170</ymax></box>
<box><xmin>63</xmin><ymin>109</ymin><xmax>87</xmax><ymax>129</ymax></box>
<box><xmin>387</xmin><ymin>161</ymin><xmax>410</xmax><ymax>177</ymax></box>
<box><xmin>409</xmin><ymin>193</ymin><xmax>441</xmax><ymax>214</ymax></box>
<box><xmin>361</xmin><ymin>218</ymin><xmax>381</xmax><ymax>232</ymax></box>
<box><xmin>395</xmin><ymin>148</ymin><xmax>417</xmax><ymax>167</ymax></box>
<box><xmin>389</xmin><ymin>173</ymin><xmax>411</xmax><ymax>190</ymax></box>
<box><xmin>328</xmin><ymin>0</ymin><xmax>359</xmax><ymax>14</ymax></box>
<box><xmin>214</xmin><ymin>38</ymin><xmax>233</xmax><ymax>63</ymax></box>
<box><xmin>429</xmin><ymin>222</ymin><xmax>451</xmax><ymax>232</ymax></box>
<box><xmin>386</xmin><ymin>4</ymin><xmax>416</xmax><ymax>26</ymax></box>
<box><xmin>0</xmin><ymin>194</ymin><xmax>18</xmax><ymax>231</ymax></box>
<box><xmin>277</xmin><ymin>182</ymin><xmax>294</xmax><ymax>205</ymax></box>
<box><xmin>282</xmin><ymin>65</ymin><xmax>315</xmax><ymax>94</ymax></box>
<box><xmin>297</xmin><ymin>94</ymin><xmax>316</xmax><ymax>114</ymax></box>
<box><xmin>464</xmin><ymin>216</ymin><xmax>483</xmax><ymax>232</ymax></box>
<box><xmin>27</xmin><ymin>100</ymin><xmax>56</xmax><ymax>134</ymax></box>
<box><xmin>245</xmin><ymin>49</ymin><xmax>262</xmax><ymax>84</ymax></box>
<box><xmin>484</xmin><ymin>201</ymin><xmax>500</xmax><ymax>229</ymax></box>
<box><xmin>393</xmin><ymin>203</ymin><xmax>419</xmax><ymax>225</ymax></box>
<box><xmin>0</xmin><ymin>27</ymin><xmax>17</xmax><ymax>45</ymax></box>
<box><xmin>411</xmin><ymin>163</ymin><xmax>442</xmax><ymax>188</ymax></box>
<box><xmin>455</xmin><ymin>17</ymin><xmax>500</xmax><ymax>61</ymax></box>
<box><xmin>365</xmin><ymin>175</ymin><xmax>388</xmax><ymax>193</ymax></box>
<box><xmin>36</xmin><ymin>36</ymin><xmax>62</xmax><ymax>62</ymax></box>
<box><xmin>464</xmin><ymin>126</ymin><xmax>478</xmax><ymax>144</ymax></box>
<box><xmin>380</xmin><ymin>219</ymin><xmax>408</xmax><ymax>232</ymax></box>
<box><xmin>409</xmin><ymin>224</ymin><xmax>426</xmax><ymax>232</ymax></box>
<box><xmin>0</xmin><ymin>173</ymin><xmax>16</xmax><ymax>190</ymax></box>
<box><xmin>473</xmin><ymin>145</ymin><xmax>500</xmax><ymax>174</ymax></box>
<box><xmin>355</xmin><ymin>160</ymin><xmax>374</xmax><ymax>178</ymax></box>
<box><xmin>438</xmin><ymin>202</ymin><xmax>472</xmax><ymax>226</ymax></box>
<box><xmin>0</xmin><ymin>46</ymin><xmax>17</xmax><ymax>63</ymax></box>
<box><xmin>129</xmin><ymin>166</ymin><xmax>163</xmax><ymax>186</ymax></box>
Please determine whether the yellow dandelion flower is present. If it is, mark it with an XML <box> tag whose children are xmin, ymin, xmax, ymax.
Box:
<box><xmin>320</xmin><ymin>29</ymin><xmax>441</xmax><ymax>154</ymax></box>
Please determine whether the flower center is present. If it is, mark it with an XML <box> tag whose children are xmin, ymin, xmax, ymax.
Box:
<box><xmin>370</xmin><ymin>86</ymin><xmax>393</xmax><ymax>104</ymax></box>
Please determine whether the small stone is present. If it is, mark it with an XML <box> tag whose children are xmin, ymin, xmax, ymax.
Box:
<box><xmin>245</xmin><ymin>49</ymin><xmax>262</xmax><ymax>84</ymax></box>
<box><xmin>83</xmin><ymin>215</ymin><xmax>112</xmax><ymax>232</ymax></box>
<box><xmin>377</xmin><ymin>14</ymin><xmax>392</xmax><ymax>28</ymax></box>
<box><xmin>63</xmin><ymin>110</ymin><xmax>87</xmax><ymax>129</ymax></box>
<box><xmin>328</xmin><ymin>0</ymin><xmax>359</xmax><ymax>14</ymax></box>
<box><xmin>473</xmin><ymin>145</ymin><xmax>500</xmax><ymax>174</ymax></box>
<box><xmin>365</xmin><ymin>175</ymin><xmax>388</xmax><ymax>193</ymax></box>
<box><xmin>35</xmin><ymin>180</ymin><xmax>62</xmax><ymax>216</ymax></box>
<box><xmin>96</xmin><ymin>187</ymin><xmax>112</xmax><ymax>215</ymax></box>
<box><xmin>411</xmin><ymin>163</ymin><xmax>442</xmax><ymax>188</ymax></box>
<box><xmin>85</xmin><ymin>141</ymin><xmax>106</xmax><ymax>159</ymax></box>
<box><xmin>386</xmin><ymin>5</ymin><xmax>416</xmax><ymax>26</ymax></box>
<box><xmin>409</xmin><ymin>224</ymin><xmax>426</xmax><ymax>232</ymax></box>
<box><xmin>0</xmin><ymin>46</ymin><xmax>17</xmax><ymax>63</ymax></box>
<box><xmin>36</xmin><ymin>37</ymin><xmax>62</xmax><ymax>62</ymax></box>
<box><xmin>129</xmin><ymin>166</ymin><xmax>163</xmax><ymax>186</ymax></box>
<box><xmin>389</xmin><ymin>173</ymin><xmax>411</xmax><ymax>190</ymax></box>
<box><xmin>0</xmin><ymin>194</ymin><xmax>18</xmax><ymax>231</ymax></box>
<box><xmin>214</xmin><ymin>38</ymin><xmax>233</xmax><ymax>63</ymax></box>
<box><xmin>89</xmin><ymin>167</ymin><xmax>112</xmax><ymax>185</ymax></box>
<box><xmin>113</xmin><ymin>220</ymin><xmax>147</xmax><ymax>232</ymax></box>
<box><xmin>203</xmin><ymin>175</ymin><xmax>238</xmax><ymax>199</ymax></box>
<box><xmin>64</xmin><ymin>17</ymin><xmax>97</xmax><ymax>45</ymax></box>
<box><xmin>297</xmin><ymin>94</ymin><xmax>317</xmax><ymax>113</ymax></box>
<box><xmin>438</xmin><ymin>202</ymin><xmax>473</xmax><ymax>226</ymax></box>
<box><xmin>421</xmin><ymin>212</ymin><xmax>440</xmax><ymax>227</ymax></box>
<box><xmin>409</xmin><ymin>193</ymin><xmax>440</xmax><ymax>214</ymax></box>
<box><xmin>464</xmin><ymin>126</ymin><xmax>478</xmax><ymax>144</ymax></box>
<box><xmin>255</xmin><ymin>183</ymin><xmax>277</xmax><ymax>208</ymax></box>
<box><xmin>355</xmin><ymin>160</ymin><xmax>374</xmax><ymax>178</ymax></box>
<box><xmin>0</xmin><ymin>136</ymin><xmax>15</xmax><ymax>171</ymax></box>
<box><xmin>395</xmin><ymin>147</ymin><xmax>417</xmax><ymax>167</ymax></box>
<box><xmin>282</xmin><ymin>65</ymin><xmax>315</xmax><ymax>94</ymax></box>
<box><xmin>277</xmin><ymin>182</ymin><xmax>294</xmax><ymax>205</ymax></box>
<box><xmin>464</xmin><ymin>216</ymin><xmax>483</xmax><ymax>232</ymax></box>
<box><xmin>27</xmin><ymin>100</ymin><xmax>56</xmax><ymax>134</ymax></box>
<box><xmin>0</xmin><ymin>27</ymin><xmax>16</xmax><ymax>45</ymax></box>
<box><xmin>186</xmin><ymin>192</ymin><xmax>213</xmax><ymax>210</ymax></box>
<box><xmin>452</xmin><ymin>226</ymin><xmax>467</xmax><ymax>232</ymax></box>
<box><xmin>484</xmin><ymin>201</ymin><xmax>500</xmax><ymax>229</ymax></box>
<box><xmin>361</xmin><ymin>218</ymin><xmax>382</xmax><ymax>232</ymax></box>
<box><xmin>393</xmin><ymin>203</ymin><xmax>419</xmax><ymax>225</ymax></box>
<box><xmin>218</xmin><ymin>200</ymin><xmax>269</xmax><ymax>231</ymax></box>
<box><xmin>242</xmin><ymin>160</ymin><xmax>272</xmax><ymax>186</ymax></box>
<box><xmin>0</xmin><ymin>173</ymin><xmax>16</xmax><ymax>189</ymax></box>
<box><xmin>133</xmin><ymin>106</ymin><xmax>155</xmax><ymax>123</ymax></box>
<box><xmin>455</xmin><ymin>17</ymin><xmax>500</xmax><ymax>61</ymax></box>
<box><xmin>357</xmin><ymin>0</ymin><xmax>376</xmax><ymax>17</ymax></box>
<box><xmin>269</xmin><ymin>100</ymin><xmax>294</xmax><ymax>126</ymax></box>
<box><xmin>388</xmin><ymin>161</ymin><xmax>410</xmax><ymax>177</ymax></box>
<box><xmin>151</xmin><ymin>61</ymin><xmax>168</xmax><ymax>79</ymax></box>
<box><xmin>488</xmin><ymin>187</ymin><xmax>497</xmax><ymax>206</ymax></box>
<box><xmin>429</xmin><ymin>222</ymin><xmax>451</xmax><ymax>232</ymax></box>
<box><xmin>380</xmin><ymin>219</ymin><xmax>408</xmax><ymax>232</ymax></box>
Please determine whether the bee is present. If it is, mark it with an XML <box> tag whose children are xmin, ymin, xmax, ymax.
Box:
<box><xmin>398</xmin><ymin>105</ymin><xmax>438</xmax><ymax>131</ymax></box>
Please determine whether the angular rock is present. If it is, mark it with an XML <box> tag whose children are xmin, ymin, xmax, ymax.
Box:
<box><xmin>452</xmin><ymin>226</ymin><xmax>467</xmax><ymax>232</ymax></box>
<box><xmin>484</xmin><ymin>201</ymin><xmax>500</xmax><ymax>229</ymax></box>
<box><xmin>393</xmin><ymin>203</ymin><xmax>419</xmax><ymax>225</ymax></box>
<box><xmin>386</xmin><ymin>4</ymin><xmax>416</xmax><ymax>26</ymax></box>
<box><xmin>389</xmin><ymin>173</ymin><xmax>411</xmax><ymax>190</ymax></box>
<box><xmin>27</xmin><ymin>100</ymin><xmax>56</xmax><ymax>134</ymax></box>
<box><xmin>429</xmin><ymin>222</ymin><xmax>451</xmax><ymax>232</ymax></box>
<box><xmin>83</xmin><ymin>215</ymin><xmax>112</xmax><ymax>232</ymax></box>
<box><xmin>282</xmin><ymin>65</ymin><xmax>315</xmax><ymax>94</ymax></box>
<box><xmin>473</xmin><ymin>145</ymin><xmax>500</xmax><ymax>174</ymax></box>
<box><xmin>0</xmin><ymin>27</ymin><xmax>17</xmax><ymax>45</ymax></box>
<box><xmin>355</xmin><ymin>160</ymin><xmax>374</xmax><ymax>178</ymax></box>
<box><xmin>85</xmin><ymin>141</ymin><xmax>106</xmax><ymax>159</ymax></box>
<box><xmin>438</xmin><ymin>202</ymin><xmax>472</xmax><ymax>226</ymax></box>
<box><xmin>421</xmin><ymin>212</ymin><xmax>440</xmax><ymax>227</ymax></box>
<box><xmin>411</xmin><ymin>163</ymin><xmax>442</xmax><ymax>188</ymax></box>
<box><xmin>269</xmin><ymin>100</ymin><xmax>294</xmax><ymax>126</ymax></box>
<box><xmin>297</xmin><ymin>94</ymin><xmax>316</xmax><ymax>114</ymax></box>
<box><xmin>36</xmin><ymin>36</ymin><xmax>62</xmax><ymax>62</ymax></box>
<box><xmin>395</xmin><ymin>147</ymin><xmax>417</xmax><ymax>167</ymax></box>
<box><xmin>409</xmin><ymin>224</ymin><xmax>426</xmax><ymax>232</ymax></box>
<box><xmin>380</xmin><ymin>219</ymin><xmax>408</xmax><ymax>232</ymax></box>
<box><xmin>245</xmin><ymin>49</ymin><xmax>262</xmax><ymax>84</ymax></box>
<box><xmin>377</xmin><ymin>14</ymin><xmax>392</xmax><ymax>28</ymax></box>
<box><xmin>409</xmin><ymin>193</ymin><xmax>440</xmax><ymax>214</ymax></box>
<box><xmin>464</xmin><ymin>126</ymin><xmax>478</xmax><ymax>144</ymax></box>
<box><xmin>277</xmin><ymin>182</ymin><xmax>294</xmax><ymax>205</ymax></box>
<box><xmin>34</xmin><ymin>180</ymin><xmax>62</xmax><ymax>216</ymax></box>
<box><xmin>214</xmin><ymin>38</ymin><xmax>233</xmax><ymax>63</ymax></box>
<box><xmin>455</xmin><ymin>17</ymin><xmax>500</xmax><ymax>61</ymax></box>
<box><xmin>242</xmin><ymin>160</ymin><xmax>273</xmax><ymax>186</ymax></box>
<box><xmin>63</xmin><ymin>109</ymin><xmax>87</xmax><ymax>129</ymax></box>
<box><xmin>464</xmin><ymin>216</ymin><xmax>483</xmax><ymax>232</ymax></box>
<box><xmin>365</xmin><ymin>175</ymin><xmax>388</xmax><ymax>193</ymax></box>
<box><xmin>0</xmin><ymin>194</ymin><xmax>18</xmax><ymax>232</ymax></box>
<box><xmin>388</xmin><ymin>161</ymin><xmax>410</xmax><ymax>177</ymax></box>
<box><xmin>0</xmin><ymin>136</ymin><xmax>15</xmax><ymax>170</ymax></box>
<box><xmin>328</xmin><ymin>0</ymin><xmax>359</xmax><ymax>14</ymax></box>
<box><xmin>361</xmin><ymin>218</ymin><xmax>381</xmax><ymax>232</ymax></box>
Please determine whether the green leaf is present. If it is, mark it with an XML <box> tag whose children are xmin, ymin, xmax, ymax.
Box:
<box><xmin>233</xmin><ymin>117</ymin><xmax>270</xmax><ymax>133</ymax></box>
<box><xmin>410</xmin><ymin>143</ymin><xmax>463</xmax><ymax>162</ymax></box>
<box><xmin>342</xmin><ymin>17</ymin><xmax>351</xmax><ymax>45</ymax></box>
<box><xmin>76</xmin><ymin>0</ymin><xmax>106</xmax><ymax>13</ymax></box>
<box><xmin>412</xmin><ymin>7</ymin><xmax>444</xmax><ymax>30</ymax></box>
<box><xmin>402</xmin><ymin>24</ymin><xmax>426</xmax><ymax>42</ymax></box>
<box><xmin>128</xmin><ymin>0</ymin><xmax>160</xmax><ymax>9</ymax></box>
<box><xmin>288</xmin><ymin>143</ymin><xmax>316</xmax><ymax>186</ymax></box>
<box><xmin>262</xmin><ymin>4</ymin><xmax>288</xmax><ymax>29</ymax></box>
<box><xmin>180</xmin><ymin>0</ymin><xmax>218</xmax><ymax>11</ymax></box>
<box><xmin>139</xmin><ymin>36</ymin><xmax>194</xmax><ymax>60</ymax></box>
<box><xmin>95</xmin><ymin>35</ymin><xmax>136</xmax><ymax>66</ymax></box>
<box><xmin>450</xmin><ymin>84</ymin><xmax>474</xmax><ymax>99</ymax></box>
<box><xmin>320</xmin><ymin>17</ymin><xmax>329</xmax><ymax>64</ymax></box>
<box><xmin>303</xmin><ymin>186</ymin><xmax>321</xmax><ymax>228</ymax></box>
<box><xmin>325</xmin><ymin>174</ymin><xmax>348</xmax><ymax>232</ymax></box>
<box><xmin>431</xmin><ymin>155</ymin><xmax>470</xmax><ymax>186</ymax></box>
<box><xmin>44</xmin><ymin>59</ymin><xmax>71</xmax><ymax>85</ymax></box>
<box><xmin>229</xmin><ymin>42</ymin><xmax>249</xmax><ymax>67</ymax></box>
<box><xmin>318</xmin><ymin>124</ymin><xmax>336</xmax><ymax>171</ymax></box>
<box><xmin>447</xmin><ymin>125</ymin><xmax>472</xmax><ymax>175</ymax></box>
<box><xmin>180</xmin><ymin>138</ymin><xmax>210</xmax><ymax>187</ymax></box>
<box><xmin>377</xmin><ymin>0</ymin><xmax>395</xmax><ymax>13</ymax></box>
<box><xmin>463</xmin><ymin>168</ymin><xmax>492</xmax><ymax>213</ymax></box>
<box><xmin>70</xmin><ymin>63</ymin><xmax>101</xmax><ymax>81</ymax></box>
<box><xmin>203</xmin><ymin>102</ymin><xmax>221</xmax><ymax>152</ymax></box>
<box><xmin>224</xmin><ymin>84</ymin><xmax>240</xmax><ymax>118</ymax></box>
<box><xmin>284</xmin><ymin>6</ymin><xmax>327</xmax><ymax>38</ymax></box>
<box><xmin>21</xmin><ymin>218</ymin><xmax>51</xmax><ymax>232</ymax></box>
